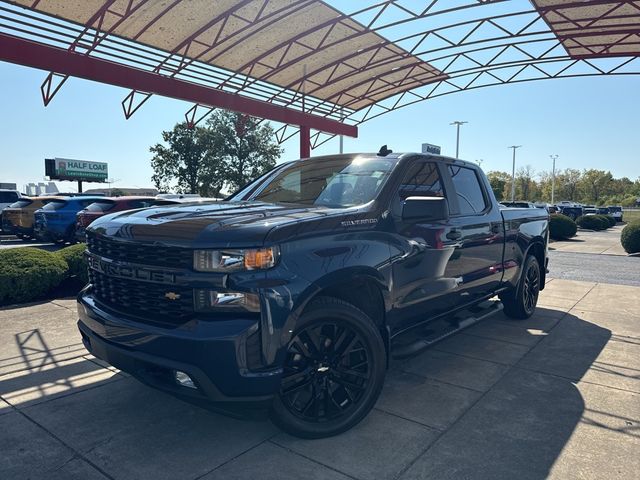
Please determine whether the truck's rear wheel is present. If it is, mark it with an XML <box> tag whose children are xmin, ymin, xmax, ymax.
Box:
<box><xmin>500</xmin><ymin>255</ymin><xmax>541</xmax><ymax>320</ymax></box>
<box><xmin>270</xmin><ymin>297</ymin><xmax>386</xmax><ymax>438</ymax></box>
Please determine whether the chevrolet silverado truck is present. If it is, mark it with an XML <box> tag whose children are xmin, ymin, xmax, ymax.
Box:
<box><xmin>77</xmin><ymin>151</ymin><xmax>549</xmax><ymax>438</ymax></box>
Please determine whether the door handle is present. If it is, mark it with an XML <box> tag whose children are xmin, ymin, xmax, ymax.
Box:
<box><xmin>446</xmin><ymin>229</ymin><xmax>462</xmax><ymax>240</ymax></box>
<box><xmin>491</xmin><ymin>224</ymin><xmax>502</xmax><ymax>234</ymax></box>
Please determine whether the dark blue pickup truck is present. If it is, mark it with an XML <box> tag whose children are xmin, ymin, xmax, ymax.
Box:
<box><xmin>77</xmin><ymin>151</ymin><xmax>548</xmax><ymax>438</ymax></box>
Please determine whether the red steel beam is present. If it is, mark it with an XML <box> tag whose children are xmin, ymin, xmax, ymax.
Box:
<box><xmin>299</xmin><ymin>125</ymin><xmax>311</xmax><ymax>158</ymax></box>
<box><xmin>0</xmin><ymin>34</ymin><xmax>357</xmax><ymax>138</ymax></box>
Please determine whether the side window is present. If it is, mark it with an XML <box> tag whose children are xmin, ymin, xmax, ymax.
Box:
<box><xmin>448</xmin><ymin>166</ymin><xmax>488</xmax><ymax>215</ymax></box>
<box><xmin>399</xmin><ymin>162</ymin><xmax>444</xmax><ymax>199</ymax></box>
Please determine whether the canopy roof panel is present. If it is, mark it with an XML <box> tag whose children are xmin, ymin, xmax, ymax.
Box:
<box><xmin>10</xmin><ymin>0</ymin><xmax>444</xmax><ymax>109</ymax></box>
<box><xmin>532</xmin><ymin>0</ymin><xmax>640</xmax><ymax>58</ymax></box>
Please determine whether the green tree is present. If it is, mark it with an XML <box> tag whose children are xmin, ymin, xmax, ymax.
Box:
<box><xmin>515</xmin><ymin>165</ymin><xmax>536</xmax><ymax>200</ymax></box>
<box><xmin>150</xmin><ymin>111</ymin><xmax>282</xmax><ymax>196</ymax></box>
<box><xmin>486</xmin><ymin>171</ymin><xmax>511</xmax><ymax>201</ymax></box>
<box><xmin>580</xmin><ymin>169</ymin><xmax>613</xmax><ymax>204</ymax></box>
<box><xmin>203</xmin><ymin>110</ymin><xmax>283</xmax><ymax>192</ymax></box>
<box><xmin>150</xmin><ymin>123</ymin><xmax>223</xmax><ymax>195</ymax></box>
<box><xmin>557</xmin><ymin>168</ymin><xmax>581</xmax><ymax>202</ymax></box>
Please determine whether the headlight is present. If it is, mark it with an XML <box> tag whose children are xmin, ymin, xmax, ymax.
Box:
<box><xmin>193</xmin><ymin>247</ymin><xmax>279</xmax><ymax>272</ymax></box>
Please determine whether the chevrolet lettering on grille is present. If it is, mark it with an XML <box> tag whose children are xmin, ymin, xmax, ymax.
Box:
<box><xmin>87</xmin><ymin>254</ymin><xmax>176</xmax><ymax>284</ymax></box>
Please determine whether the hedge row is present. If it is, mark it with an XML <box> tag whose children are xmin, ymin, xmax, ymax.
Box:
<box><xmin>0</xmin><ymin>244</ymin><xmax>88</xmax><ymax>306</ymax></box>
<box><xmin>576</xmin><ymin>214</ymin><xmax>613</xmax><ymax>231</ymax></box>
<box><xmin>549</xmin><ymin>214</ymin><xmax>577</xmax><ymax>240</ymax></box>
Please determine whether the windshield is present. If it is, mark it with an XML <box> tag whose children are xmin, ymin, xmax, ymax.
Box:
<box><xmin>234</xmin><ymin>156</ymin><xmax>397</xmax><ymax>208</ymax></box>
<box><xmin>42</xmin><ymin>200</ymin><xmax>67</xmax><ymax>211</ymax></box>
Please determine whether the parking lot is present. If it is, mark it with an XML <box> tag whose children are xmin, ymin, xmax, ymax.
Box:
<box><xmin>1</xmin><ymin>230</ymin><xmax>639</xmax><ymax>479</ymax></box>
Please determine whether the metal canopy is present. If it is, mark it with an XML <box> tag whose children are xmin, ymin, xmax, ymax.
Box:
<box><xmin>532</xmin><ymin>0</ymin><xmax>640</xmax><ymax>58</ymax></box>
<box><xmin>1</xmin><ymin>0</ymin><xmax>639</xmax><ymax>155</ymax></box>
<box><xmin>6</xmin><ymin>0</ymin><xmax>443</xmax><ymax>111</ymax></box>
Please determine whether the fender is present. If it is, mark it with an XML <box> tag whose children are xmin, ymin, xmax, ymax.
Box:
<box><xmin>512</xmin><ymin>239</ymin><xmax>547</xmax><ymax>289</ymax></box>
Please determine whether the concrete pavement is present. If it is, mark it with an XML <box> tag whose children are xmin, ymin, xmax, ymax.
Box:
<box><xmin>550</xmin><ymin>224</ymin><xmax>628</xmax><ymax>256</ymax></box>
<box><xmin>1</xmin><ymin>279</ymin><xmax>638</xmax><ymax>480</ymax></box>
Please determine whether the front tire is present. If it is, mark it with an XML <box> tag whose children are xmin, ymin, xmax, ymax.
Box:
<box><xmin>270</xmin><ymin>296</ymin><xmax>386</xmax><ymax>438</ymax></box>
<box><xmin>500</xmin><ymin>255</ymin><xmax>541</xmax><ymax>319</ymax></box>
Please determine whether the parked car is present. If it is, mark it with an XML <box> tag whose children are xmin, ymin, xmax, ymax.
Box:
<box><xmin>1</xmin><ymin>196</ymin><xmax>62</xmax><ymax>239</ymax></box>
<box><xmin>583</xmin><ymin>206</ymin><xmax>598</xmax><ymax>215</ymax></box>
<box><xmin>33</xmin><ymin>196</ymin><xmax>104</xmax><ymax>243</ymax></box>
<box><xmin>78</xmin><ymin>152</ymin><xmax>548</xmax><ymax>438</ymax></box>
<box><xmin>75</xmin><ymin>197</ymin><xmax>175</xmax><ymax>241</ymax></box>
<box><xmin>0</xmin><ymin>189</ymin><xmax>22</xmax><ymax>232</ymax></box>
<box><xmin>557</xmin><ymin>205</ymin><xmax>583</xmax><ymax>220</ymax></box>
<box><xmin>607</xmin><ymin>206</ymin><xmax>623</xmax><ymax>222</ymax></box>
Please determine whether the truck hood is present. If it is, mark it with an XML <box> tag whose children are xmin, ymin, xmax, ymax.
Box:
<box><xmin>87</xmin><ymin>200</ymin><xmax>376</xmax><ymax>248</ymax></box>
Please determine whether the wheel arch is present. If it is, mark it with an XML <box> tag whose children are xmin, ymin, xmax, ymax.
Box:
<box><xmin>290</xmin><ymin>267</ymin><xmax>391</xmax><ymax>362</ymax></box>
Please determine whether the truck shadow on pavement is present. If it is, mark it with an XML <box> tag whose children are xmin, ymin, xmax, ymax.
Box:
<box><xmin>0</xmin><ymin>309</ymin><xmax>626</xmax><ymax>480</ymax></box>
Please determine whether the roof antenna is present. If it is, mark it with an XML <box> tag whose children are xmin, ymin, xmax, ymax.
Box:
<box><xmin>378</xmin><ymin>145</ymin><xmax>392</xmax><ymax>156</ymax></box>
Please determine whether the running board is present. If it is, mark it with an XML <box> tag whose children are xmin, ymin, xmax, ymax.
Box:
<box><xmin>391</xmin><ymin>301</ymin><xmax>503</xmax><ymax>360</ymax></box>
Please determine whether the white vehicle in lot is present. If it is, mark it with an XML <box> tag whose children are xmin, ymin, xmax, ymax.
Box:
<box><xmin>0</xmin><ymin>189</ymin><xmax>22</xmax><ymax>232</ymax></box>
<box><xmin>607</xmin><ymin>206</ymin><xmax>623</xmax><ymax>223</ymax></box>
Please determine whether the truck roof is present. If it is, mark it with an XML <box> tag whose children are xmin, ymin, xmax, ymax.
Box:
<box><xmin>294</xmin><ymin>152</ymin><xmax>475</xmax><ymax>167</ymax></box>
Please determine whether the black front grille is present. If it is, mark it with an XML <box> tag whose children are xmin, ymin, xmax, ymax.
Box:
<box><xmin>90</xmin><ymin>269</ymin><xmax>193</xmax><ymax>324</ymax></box>
<box><xmin>86</xmin><ymin>232</ymin><xmax>192</xmax><ymax>269</ymax></box>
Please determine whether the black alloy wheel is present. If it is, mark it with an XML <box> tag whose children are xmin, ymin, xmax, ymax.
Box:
<box><xmin>271</xmin><ymin>297</ymin><xmax>386</xmax><ymax>438</ymax></box>
<box><xmin>280</xmin><ymin>322</ymin><xmax>370</xmax><ymax>423</ymax></box>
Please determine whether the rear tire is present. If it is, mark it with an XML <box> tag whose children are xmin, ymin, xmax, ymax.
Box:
<box><xmin>270</xmin><ymin>296</ymin><xmax>386</xmax><ymax>439</ymax></box>
<box><xmin>499</xmin><ymin>255</ymin><xmax>541</xmax><ymax>320</ymax></box>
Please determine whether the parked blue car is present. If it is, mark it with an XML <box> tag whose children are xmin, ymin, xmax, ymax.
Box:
<box><xmin>34</xmin><ymin>196</ymin><xmax>105</xmax><ymax>243</ymax></box>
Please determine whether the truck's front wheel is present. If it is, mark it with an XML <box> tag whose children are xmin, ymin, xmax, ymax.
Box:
<box><xmin>500</xmin><ymin>255</ymin><xmax>541</xmax><ymax>319</ymax></box>
<box><xmin>270</xmin><ymin>296</ymin><xmax>386</xmax><ymax>438</ymax></box>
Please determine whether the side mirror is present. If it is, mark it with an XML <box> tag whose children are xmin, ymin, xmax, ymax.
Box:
<box><xmin>402</xmin><ymin>196</ymin><xmax>449</xmax><ymax>221</ymax></box>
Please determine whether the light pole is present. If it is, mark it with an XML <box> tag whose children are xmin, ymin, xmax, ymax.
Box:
<box><xmin>107</xmin><ymin>178</ymin><xmax>121</xmax><ymax>196</ymax></box>
<box><xmin>509</xmin><ymin>145</ymin><xmax>522</xmax><ymax>202</ymax></box>
<box><xmin>550</xmin><ymin>155</ymin><xmax>558</xmax><ymax>204</ymax></box>
<box><xmin>450</xmin><ymin>121</ymin><xmax>468</xmax><ymax>158</ymax></box>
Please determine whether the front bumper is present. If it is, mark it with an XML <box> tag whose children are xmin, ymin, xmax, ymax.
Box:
<box><xmin>77</xmin><ymin>290</ymin><xmax>283</xmax><ymax>406</ymax></box>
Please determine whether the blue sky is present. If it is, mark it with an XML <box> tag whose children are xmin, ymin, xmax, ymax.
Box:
<box><xmin>1</xmin><ymin>60</ymin><xmax>638</xmax><ymax>192</ymax></box>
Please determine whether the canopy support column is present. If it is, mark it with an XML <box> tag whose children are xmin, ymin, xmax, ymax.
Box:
<box><xmin>300</xmin><ymin>126</ymin><xmax>311</xmax><ymax>159</ymax></box>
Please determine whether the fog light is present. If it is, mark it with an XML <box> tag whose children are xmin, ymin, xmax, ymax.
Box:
<box><xmin>194</xmin><ymin>289</ymin><xmax>260</xmax><ymax>312</ymax></box>
<box><xmin>174</xmin><ymin>370</ymin><xmax>196</xmax><ymax>389</ymax></box>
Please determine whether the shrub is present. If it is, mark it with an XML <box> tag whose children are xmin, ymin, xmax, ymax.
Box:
<box><xmin>621</xmin><ymin>221</ymin><xmax>640</xmax><ymax>254</ymax></box>
<box><xmin>577</xmin><ymin>215</ymin><xmax>609</xmax><ymax>231</ymax></box>
<box><xmin>56</xmin><ymin>244</ymin><xmax>89</xmax><ymax>285</ymax></box>
<box><xmin>604</xmin><ymin>215</ymin><xmax>617</xmax><ymax>227</ymax></box>
<box><xmin>549</xmin><ymin>214</ymin><xmax>577</xmax><ymax>240</ymax></box>
<box><xmin>0</xmin><ymin>248</ymin><xmax>68</xmax><ymax>306</ymax></box>
<box><xmin>594</xmin><ymin>214</ymin><xmax>612</xmax><ymax>230</ymax></box>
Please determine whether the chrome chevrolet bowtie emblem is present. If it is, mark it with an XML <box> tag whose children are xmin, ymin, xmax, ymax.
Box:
<box><xmin>164</xmin><ymin>292</ymin><xmax>181</xmax><ymax>301</ymax></box>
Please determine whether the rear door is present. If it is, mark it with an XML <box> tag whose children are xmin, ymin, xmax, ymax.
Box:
<box><xmin>443</xmin><ymin>164</ymin><xmax>505</xmax><ymax>303</ymax></box>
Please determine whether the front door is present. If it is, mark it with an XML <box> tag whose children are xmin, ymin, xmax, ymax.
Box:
<box><xmin>388</xmin><ymin>161</ymin><xmax>462</xmax><ymax>332</ymax></box>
